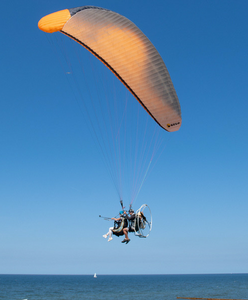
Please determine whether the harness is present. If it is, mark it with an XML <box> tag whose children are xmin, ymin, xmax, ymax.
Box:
<box><xmin>128</xmin><ymin>216</ymin><xmax>136</xmax><ymax>232</ymax></box>
<box><xmin>112</xmin><ymin>217</ymin><xmax>127</xmax><ymax>237</ymax></box>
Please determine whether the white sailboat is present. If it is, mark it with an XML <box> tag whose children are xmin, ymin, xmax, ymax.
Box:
<box><xmin>94</xmin><ymin>273</ymin><xmax>97</xmax><ymax>278</ymax></box>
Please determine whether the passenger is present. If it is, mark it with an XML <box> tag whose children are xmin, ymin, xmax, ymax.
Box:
<box><xmin>122</xmin><ymin>209</ymin><xmax>135</xmax><ymax>244</ymax></box>
<box><xmin>103</xmin><ymin>211</ymin><xmax>126</xmax><ymax>242</ymax></box>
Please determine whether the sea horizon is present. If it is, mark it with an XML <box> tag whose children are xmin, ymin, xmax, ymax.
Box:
<box><xmin>1</xmin><ymin>273</ymin><xmax>247</xmax><ymax>299</ymax></box>
<box><xmin>1</xmin><ymin>272</ymin><xmax>247</xmax><ymax>275</ymax></box>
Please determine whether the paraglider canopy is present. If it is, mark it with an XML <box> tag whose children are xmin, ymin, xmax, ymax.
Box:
<box><xmin>38</xmin><ymin>5</ymin><xmax>182</xmax><ymax>132</ymax></box>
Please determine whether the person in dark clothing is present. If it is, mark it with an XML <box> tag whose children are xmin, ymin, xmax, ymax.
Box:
<box><xmin>121</xmin><ymin>209</ymin><xmax>136</xmax><ymax>244</ymax></box>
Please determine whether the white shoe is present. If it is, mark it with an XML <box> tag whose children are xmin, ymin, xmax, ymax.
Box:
<box><xmin>103</xmin><ymin>234</ymin><xmax>107</xmax><ymax>239</ymax></box>
<box><xmin>108</xmin><ymin>237</ymin><xmax>113</xmax><ymax>242</ymax></box>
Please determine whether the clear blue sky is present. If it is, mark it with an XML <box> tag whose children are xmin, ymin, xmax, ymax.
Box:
<box><xmin>1</xmin><ymin>0</ymin><xmax>248</xmax><ymax>275</ymax></box>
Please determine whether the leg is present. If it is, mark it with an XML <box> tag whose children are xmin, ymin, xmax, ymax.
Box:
<box><xmin>121</xmin><ymin>228</ymin><xmax>130</xmax><ymax>243</ymax></box>
<box><xmin>108</xmin><ymin>227</ymin><xmax>113</xmax><ymax>241</ymax></box>
<box><xmin>123</xmin><ymin>228</ymin><xmax>128</xmax><ymax>239</ymax></box>
<box><xmin>108</xmin><ymin>227</ymin><xmax>113</xmax><ymax>238</ymax></box>
<box><xmin>103</xmin><ymin>227</ymin><xmax>113</xmax><ymax>239</ymax></box>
